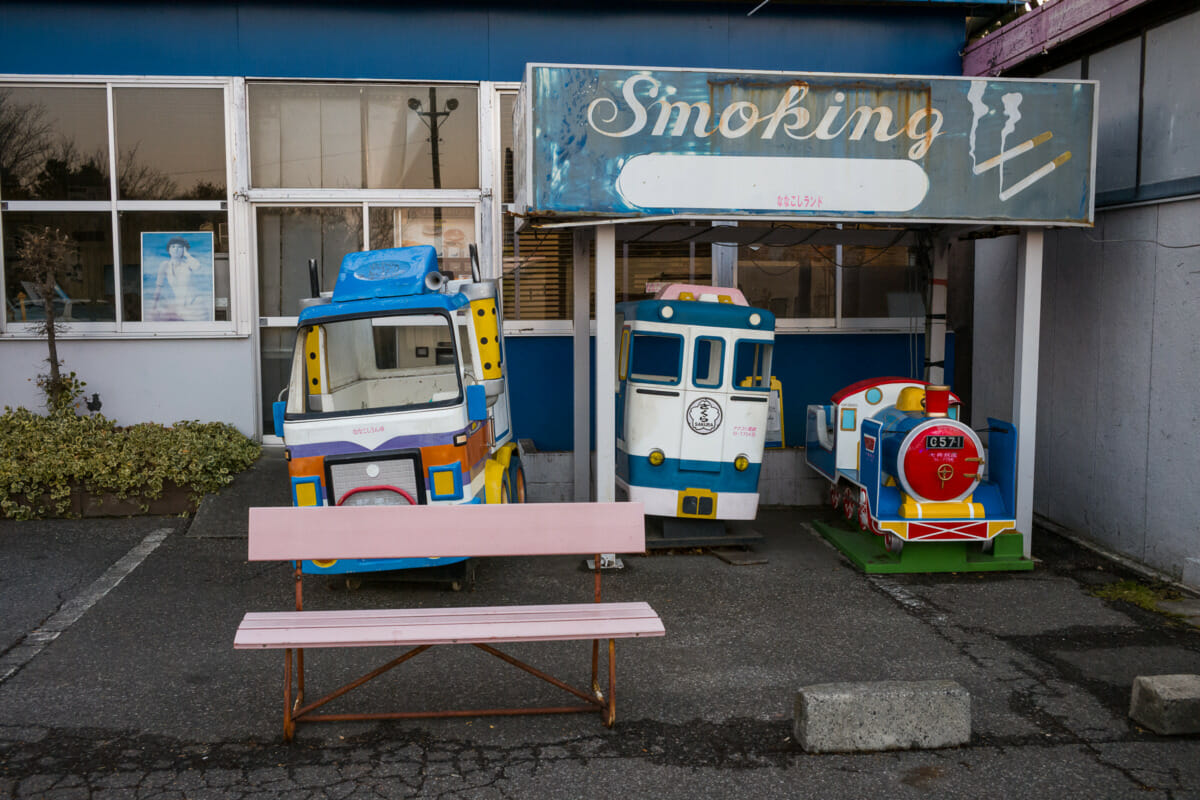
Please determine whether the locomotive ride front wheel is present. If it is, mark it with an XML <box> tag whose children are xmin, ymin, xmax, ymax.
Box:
<box><xmin>885</xmin><ymin>533</ymin><xmax>905</xmax><ymax>554</ymax></box>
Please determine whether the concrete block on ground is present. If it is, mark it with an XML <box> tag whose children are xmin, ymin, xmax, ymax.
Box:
<box><xmin>1129</xmin><ymin>674</ymin><xmax>1200</xmax><ymax>735</ymax></box>
<box><xmin>794</xmin><ymin>680</ymin><xmax>970</xmax><ymax>753</ymax></box>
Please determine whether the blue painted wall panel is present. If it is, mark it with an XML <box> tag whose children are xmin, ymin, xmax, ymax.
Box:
<box><xmin>0</xmin><ymin>3</ymin><xmax>967</xmax><ymax>80</ymax></box>
<box><xmin>506</xmin><ymin>332</ymin><xmax>955</xmax><ymax>452</ymax></box>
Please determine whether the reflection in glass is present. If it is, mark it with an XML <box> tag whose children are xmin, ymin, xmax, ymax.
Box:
<box><xmin>841</xmin><ymin>245</ymin><xmax>925</xmax><ymax>318</ymax></box>
<box><xmin>256</xmin><ymin>206</ymin><xmax>362</xmax><ymax>317</ymax></box>
<box><xmin>369</xmin><ymin>207</ymin><xmax>476</xmax><ymax>279</ymax></box>
<box><xmin>249</xmin><ymin>83</ymin><xmax>479</xmax><ymax>190</ymax></box>
<box><xmin>119</xmin><ymin>212</ymin><xmax>230</xmax><ymax>322</ymax></box>
<box><xmin>3</xmin><ymin>212</ymin><xmax>115</xmax><ymax>322</ymax></box>
<box><xmin>735</xmin><ymin>223</ymin><xmax>835</xmax><ymax>319</ymax></box>
<box><xmin>114</xmin><ymin>87</ymin><xmax>226</xmax><ymax>200</ymax></box>
<box><xmin>0</xmin><ymin>86</ymin><xmax>110</xmax><ymax>201</ymax></box>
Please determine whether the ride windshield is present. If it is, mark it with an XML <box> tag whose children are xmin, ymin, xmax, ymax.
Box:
<box><xmin>287</xmin><ymin>312</ymin><xmax>462</xmax><ymax>416</ymax></box>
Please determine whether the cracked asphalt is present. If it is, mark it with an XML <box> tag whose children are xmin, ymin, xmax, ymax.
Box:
<box><xmin>1</xmin><ymin>453</ymin><xmax>1199</xmax><ymax>798</ymax></box>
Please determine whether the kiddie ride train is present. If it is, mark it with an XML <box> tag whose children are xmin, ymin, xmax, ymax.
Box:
<box><xmin>615</xmin><ymin>284</ymin><xmax>777</xmax><ymax>540</ymax></box>
<box><xmin>804</xmin><ymin>378</ymin><xmax>1017</xmax><ymax>555</ymax></box>
<box><xmin>272</xmin><ymin>244</ymin><xmax>523</xmax><ymax>587</ymax></box>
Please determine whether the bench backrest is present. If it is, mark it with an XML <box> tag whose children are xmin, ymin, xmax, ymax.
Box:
<box><xmin>247</xmin><ymin>501</ymin><xmax>646</xmax><ymax>561</ymax></box>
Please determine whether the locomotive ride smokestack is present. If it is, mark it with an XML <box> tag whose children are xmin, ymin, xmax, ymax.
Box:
<box><xmin>925</xmin><ymin>385</ymin><xmax>951</xmax><ymax>417</ymax></box>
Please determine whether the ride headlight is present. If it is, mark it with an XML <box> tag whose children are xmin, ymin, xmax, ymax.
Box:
<box><xmin>648</xmin><ymin>449</ymin><xmax>666</xmax><ymax>466</ymax></box>
<box><xmin>734</xmin><ymin>455</ymin><xmax>750</xmax><ymax>471</ymax></box>
<box><xmin>659</xmin><ymin>305</ymin><xmax>674</xmax><ymax>320</ymax></box>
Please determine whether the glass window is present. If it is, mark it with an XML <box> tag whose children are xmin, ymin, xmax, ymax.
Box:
<box><xmin>3</xmin><ymin>212</ymin><xmax>115</xmax><ymax>322</ymax></box>
<box><xmin>114</xmin><ymin>88</ymin><xmax>226</xmax><ymax>200</ymax></box>
<box><xmin>119</xmin><ymin>212</ymin><xmax>229</xmax><ymax>322</ymax></box>
<box><xmin>735</xmin><ymin>223</ymin><xmax>835</xmax><ymax>319</ymax></box>
<box><xmin>295</xmin><ymin>313</ymin><xmax>461</xmax><ymax>415</ymax></box>
<box><xmin>369</xmin><ymin>206</ymin><xmax>476</xmax><ymax>279</ymax></box>
<box><xmin>693</xmin><ymin>337</ymin><xmax>724</xmax><ymax>388</ymax></box>
<box><xmin>0</xmin><ymin>86</ymin><xmax>110</xmax><ymax>201</ymax></box>
<box><xmin>249</xmin><ymin>83</ymin><xmax>479</xmax><ymax>190</ymax></box>
<box><xmin>628</xmin><ymin>332</ymin><xmax>683</xmax><ymax>385</ymax></box>
<box><xmin>733</xmin><ymin>340</ymin><xmax>773</xmax><ymax>390</ymax></box>
<box><xmin>841</xmin><ymin>245</ymin><xmax>925</xmax><ymax>318</ymax></box>
<box><xmin>256</xmin><ymin>206</ymin><xmax>363</xmax><ymax>317</ymax></box>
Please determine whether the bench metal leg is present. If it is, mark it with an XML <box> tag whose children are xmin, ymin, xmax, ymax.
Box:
<box><xmin>283</xmin><ymin>648</ymin><xmax>295</xmax><ymax>742</ymax></box>
<box><xmin>605</xmin><ymin>639</ymin><xmax>616</xmax><ymax>728</ymax></box>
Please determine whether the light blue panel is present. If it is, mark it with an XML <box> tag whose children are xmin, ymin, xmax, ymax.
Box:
<box><xmin>1142</xmin><ymin>11</ymin><xmax>1200</xmax><ymax>187</ymax></box>
<box><xmin>1090</xmin><ymin>39</ymin><xmax>1141</xmax><ymax>198</ymax></box>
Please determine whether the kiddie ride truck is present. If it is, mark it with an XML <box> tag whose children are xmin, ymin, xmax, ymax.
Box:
<box><xmin>272</xmin><ymin>245</ymin><xmax>524</xmax><ymax>588</ymax></box>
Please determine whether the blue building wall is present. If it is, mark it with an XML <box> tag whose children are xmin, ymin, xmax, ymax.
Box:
<box><xmin>507</xmin><ymin>332</ymin><xmax>954</xmax><ymax>451</ymax></box>
<box><xmin>1</xmin><ymin>1</ymin><xmax>970</xmax><ymax>447</ymax></box>
<box><xmin>0</xmin><ymin>2</ymin><xmax>967</xmax><ymax>80</ymax></box>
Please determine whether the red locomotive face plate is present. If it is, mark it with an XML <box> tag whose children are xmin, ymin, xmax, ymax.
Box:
<box><xmin>901</xmin><ymin>423</ymin><xmax>981</xmax><ymax>502</ymax></box>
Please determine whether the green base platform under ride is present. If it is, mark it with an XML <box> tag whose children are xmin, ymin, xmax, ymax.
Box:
<box><xmin>813</xmin><ymin>519</ymin><xmax>1035</xmax><ymax>574</ymax></box>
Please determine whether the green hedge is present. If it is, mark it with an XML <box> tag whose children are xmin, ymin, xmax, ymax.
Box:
<box><xmin>0</xmin><ymin>407</ymin><xmax>261</xmax><ymax>519</ymax></box>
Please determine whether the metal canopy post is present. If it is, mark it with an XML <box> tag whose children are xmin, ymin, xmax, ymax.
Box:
<box><xmin>595</xmin><ymin>225</ymin><xmax>617</xmax><ymax>503</ymax></box>
<box><xmin>925</xmin><ymin>236</ymin><xmax>950</xmax><ymax>385</ymax></box>
<box><xmin>1012</xmin><ymin>228</ymin><xmax>1044</xmax><ymax>558</ymax></box>
<box><xmin>573</xmin><ymin>228</ymin><xmax>592</xmax><ymax>501</ymax></box>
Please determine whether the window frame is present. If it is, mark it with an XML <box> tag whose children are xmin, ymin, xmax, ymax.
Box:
<box><xmin>0</xmin><ymin>75</ymin><xmax>240</xmax><ymax>339</ymax></box>
<box><xmin>627</xmin><ymin>330</ymin><xmax>685</xmax><ymax>387</ymax></box>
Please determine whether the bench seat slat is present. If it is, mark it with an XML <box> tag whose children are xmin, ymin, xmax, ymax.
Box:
<box><xmin>234</xmin><ymin>602</ymin><xmax>665</xmax><ymax>649</ymax></box>
<box><xmin>238</xmin><ymin>602</ymin><xmax>656</xmax><ymax>628</ymax></box>
<box><xmin>247</xmin><ymin>502</ymin><xmax>646</xmax><ymax>561</ymax></box>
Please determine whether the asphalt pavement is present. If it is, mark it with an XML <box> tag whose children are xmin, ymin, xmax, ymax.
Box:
<box><xmin>1</xmin><ymin>449</ymin><xmax>1199</xmax><ymax>799</ymax></box>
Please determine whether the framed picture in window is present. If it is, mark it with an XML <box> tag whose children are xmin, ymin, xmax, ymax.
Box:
<box><xmin>141</xmin><ymin>232</ymin><xmax>215</xmax><ymax>322</ymax></box>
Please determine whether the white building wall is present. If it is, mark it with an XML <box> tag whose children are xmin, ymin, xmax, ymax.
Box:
<box><xmin>974</xmin><ymin>199</ymin><xmax>1200</xmax><ymax>580</ymax></box>
<box><xmin>0</xmin><ymin>338</ymin><xmax>258</xmax><ymax>436</ymax></box>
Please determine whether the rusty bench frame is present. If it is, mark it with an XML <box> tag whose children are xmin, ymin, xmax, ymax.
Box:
<box><xmin>234</xmin><ymin>502</ymin><xmax>662</xmax><ymax>740</ymax></box>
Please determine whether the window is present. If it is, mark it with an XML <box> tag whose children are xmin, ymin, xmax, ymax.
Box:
<box><xmin>693</xmin><ymin>337</ymin><xmax>724</xmax><ymax>388</ymax></box>
<box><xmin>290</xmin><ymin>313</ymin><xmax>461</xmax><ymax>415</ymax></box>
<box><xmin>1</xmin><ymin>82</ymin><xmax>230</xmax><ymax>332</ymax></box>
<box><xmin>369</xmin><ymin>206</ymin><xmax>477</xmax><ymax>279</ymax></box>
<box><xmin>249</xmin><ymin>83</ymin><xmax>479</xmax><ymax>190</ymax></box>
<box><xmin>628</xmin><ymin>332</ymin><xmax>683</xmax><ymax>385</ymax></box>
<box><xmin>733</xmin><ymin>340</ymin><xmax>773</xmax><ymax>390</ymax></box>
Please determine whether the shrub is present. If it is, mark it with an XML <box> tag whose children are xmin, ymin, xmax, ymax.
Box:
<box><xmin>0</xmin><ymin>408</ymin><xmax>261</xmax><ymax>519</ymax></box>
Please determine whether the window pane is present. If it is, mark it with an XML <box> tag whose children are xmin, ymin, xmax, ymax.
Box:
<box><xmin>619</xmin><ymin>241</ymin><xmax>712</xmax><ymax>302</ymax></box>
<box><xmin>114</xmin><ymin>87</ymin><xmax>226</xmax><ymax>200</ymax></box>
<box><xmin>303</xmin><ymin>314</ymin><xmax>461</xmax><ymax>414</ymax></box>
<box><xmin>3</xmin><ymin>212</ymin><xmax>115</xmax><ymax>322</ymax></box>
<box><xmin>736</xmin><ymin>224</ymin><xmax>835</xmax><ymax>319</ymax></box>
<box><xmin>0</xmin><ymin>86</ymin><xmax>110</xmax><ymax>201</ymax></box>
<box><xmin>841</xmin><ymin>245</ymin><xmax>925</xmax><ymax>318</ymax></box>
<box><xmin>119</xmin><ymin>212</ymin><xmax>229</xmax><ymax>322</ymax></box>
<box><xmin>693</xmin><ymin>337</ymin><xmax>724</xmax><ymax>388</ymax></box>
<box><xmin>502</xmin><ymin>227</ymin><xmax>576</xmax><ymax>320</ymax></box>
<box><xmin>368</xmin><ymin>207</ymin><xmax>476</xmax><ymax>279</ymax></box>
<box><xmin>629</xmin><ymin>333</ymin><xmax>682</xmax><ymax>385</ymax></box>
<box><xmin>249</xmin><ymin>83</ymin><xmax>479</xmax><ymax>190</ymax></box>
<box><xmin>256</xmin><ymin>207</ymin><xmax>363</xmax><ymax>317</ymax></box>
<box><xmin>733</xmin><ymin>341</ymin><xmax>772</xmax><ymax>390</ymax></box>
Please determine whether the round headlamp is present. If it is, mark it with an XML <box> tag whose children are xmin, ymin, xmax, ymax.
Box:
<box><xmin>734</xmin><ymin>455</ymin><xmax>750</xmax><ymax>471</ymax></box>
<box><xmin>648</xmin><ymin>449</ymin><xmax>666</xmax><ymax>466</ymax></box>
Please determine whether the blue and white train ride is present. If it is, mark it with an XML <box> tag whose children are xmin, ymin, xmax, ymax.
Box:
<box><xmin>615</xmin><ymin>284</ymin><xmax>776</xmax><ymax>521</ymax></box>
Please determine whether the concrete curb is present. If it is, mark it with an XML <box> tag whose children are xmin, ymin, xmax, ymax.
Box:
<box><xmin>794</xmin><ymin>680</ymin><xmax>971</xmax><ymax>753</ymax></box>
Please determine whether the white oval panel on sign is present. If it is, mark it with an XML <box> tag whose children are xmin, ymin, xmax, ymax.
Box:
<box><xmin>615</xmin><ymin>153</ymin><xmax>930</xmax><ymax>212</ymax></box>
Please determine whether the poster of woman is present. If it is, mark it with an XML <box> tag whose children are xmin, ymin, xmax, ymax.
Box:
<box><xmin>141</xmin><ymin>232</ymin><xmax>215</xmax><ymax>322</ymax></box>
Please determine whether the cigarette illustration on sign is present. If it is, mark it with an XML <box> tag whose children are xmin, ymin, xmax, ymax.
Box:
<box><xmin>967</xmin><ymin>80</ymin><xmax>1071</xmax><ymax>202</ymax></box>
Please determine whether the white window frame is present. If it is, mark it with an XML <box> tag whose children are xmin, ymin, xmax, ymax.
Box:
<box><xmin>0</xmin><ymin>74</ymin><xmax>243</xmax><ymax>339</ymax></box>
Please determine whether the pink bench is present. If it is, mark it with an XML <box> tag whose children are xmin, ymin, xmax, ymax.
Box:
<box><xmin>234</xmin><ymin>502</ymin><xmax>663</xmax><ymax>740</ymax></box>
